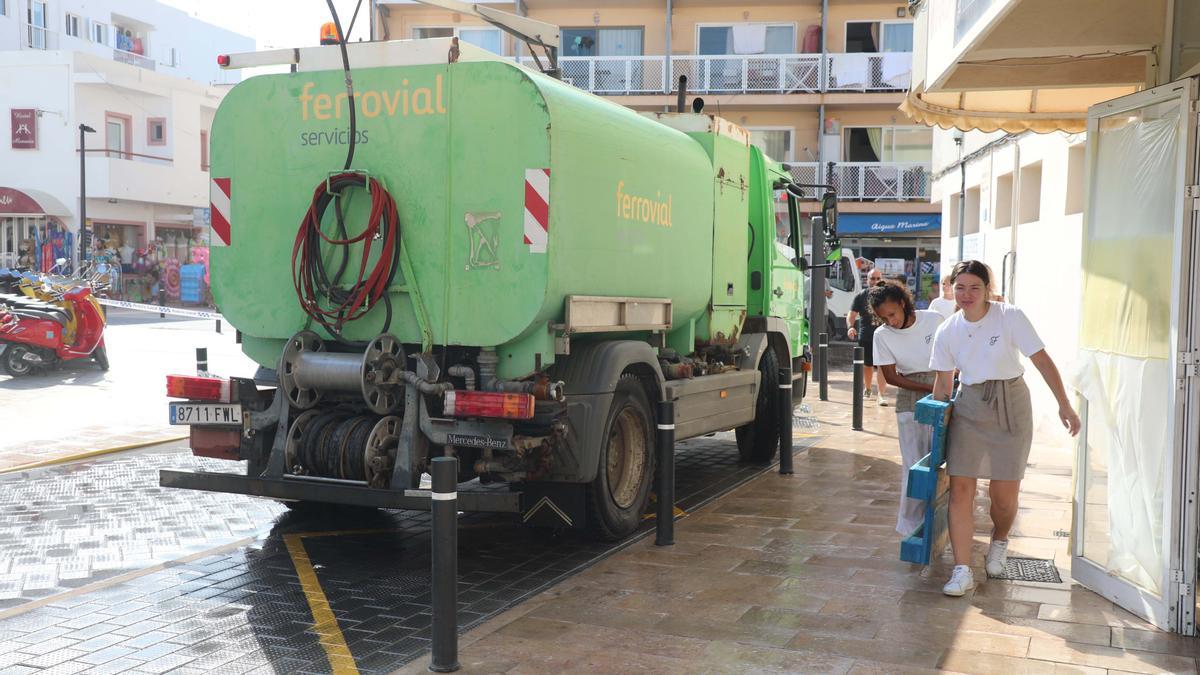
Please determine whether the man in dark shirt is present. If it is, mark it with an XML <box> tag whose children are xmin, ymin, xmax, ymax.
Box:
<box><xmin>846</xmin><ymin>267</ymin><xmax>889</xmax><ymax>406</ymax></box>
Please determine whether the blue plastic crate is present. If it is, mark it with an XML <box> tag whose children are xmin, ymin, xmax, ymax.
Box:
<box><xmin>900</xmin><ymin>395</ymin><xmax>953</xmax><ymax>565</ymax></box>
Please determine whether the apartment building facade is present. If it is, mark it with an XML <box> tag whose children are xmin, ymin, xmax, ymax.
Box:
<box><xmin>377</xmin><ymin>0</ymin><xmax>942</xmax><ymax>304</ymax></box>
<box><xmin>0</xmin><ymin>0</ymin><xmax>252</xmax><ymax>273</ymax></box>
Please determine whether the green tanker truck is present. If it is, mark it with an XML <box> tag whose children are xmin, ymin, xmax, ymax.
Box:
<box><xmin>162</xmin><ymin>35</ymin><xmax>838</xmax><ymax>539</ymax></box>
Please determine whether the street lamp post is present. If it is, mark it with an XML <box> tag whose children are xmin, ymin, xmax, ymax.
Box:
<box><xmin>78</xmin><ymin>123</ymin><xmax>95</xmax><ymax>270</ymax></box>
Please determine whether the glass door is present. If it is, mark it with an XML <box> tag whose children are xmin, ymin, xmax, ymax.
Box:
<box><xmin>1072</xmin><ymin>78</ymin><xmax>1200</xmax><ymax>633</ymax></box>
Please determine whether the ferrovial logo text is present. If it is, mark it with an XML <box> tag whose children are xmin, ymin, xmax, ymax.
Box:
<box><xmin>616</xmin><ymin>181</ymin><xmax>673</xmax><ymax>228</ymax></box>
<box><xmin>296</xmin><ymin>75</ymin><xmax>447</xmax><ymax>147</ymax></box>
<box><xmin>298</xmin><ymin>75</ymin><xmax>446</xmax><ymax>120</ymax></box>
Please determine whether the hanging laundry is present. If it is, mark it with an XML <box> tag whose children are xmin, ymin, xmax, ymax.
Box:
<box><xmin>732</xmin><ymin>24</ymin><xmax>767</xmax><ymax>55</ymax></box>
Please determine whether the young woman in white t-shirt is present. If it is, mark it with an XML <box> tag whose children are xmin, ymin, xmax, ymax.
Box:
<box><xmin>929</xmin><ymin>260</ymin><xmax>1081</xmax><ymax>597</ymax></box>
<box><xmin>928</xmin><ymin>275</ymin><xmax>957</xmax><ymax>319</ymax></box>
<box><xmin>869</xmin><ymin>282</ymin><xmax>945</xmax><ymax>536</ymax></box>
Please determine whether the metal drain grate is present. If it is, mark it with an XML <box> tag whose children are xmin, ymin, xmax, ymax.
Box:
<box><xmin>994</xmin><ymin>557</ymin><xmax>1062</xmax><ymax>583</ymax></box>
<box><xmin>792</xmin><ymin>415</ymin><xmax>820</xmax><ymax>432</ymax></box>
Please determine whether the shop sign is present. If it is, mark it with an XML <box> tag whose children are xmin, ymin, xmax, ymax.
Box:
<box><xmin>10</xmin><ymin>109</ymin><xmax>37</xmax><ymax>149</ymax></box>
<box><xmin>838</xmin><ymin>213</ymin><xmax>942</xmax><ymax>235</ymax></box>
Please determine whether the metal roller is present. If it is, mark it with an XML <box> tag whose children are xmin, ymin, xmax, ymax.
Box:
<box><xmin>279</xmin><ymin>330</ymin><xmax>406</xmax><ymax>413</ymax></box>
<box><xmin>284</xmin><ymin>410</ymin><xmax>321</xmax><ymax>474</ymax></box>
<box><xmin>364</xmin><ymin>416</ymin><xmax>401</xmax><ymax>488</ymax></box>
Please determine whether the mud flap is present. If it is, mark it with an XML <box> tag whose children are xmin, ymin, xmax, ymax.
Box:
<box><xmin>520</xmin><ymin>483</ymin><xmax>588</xmax><ymax>529</ymax></box>
<box><xmin>900</xmin><ymin>396</ymin><xmax>952</xmax><ymax>565</ymax></box>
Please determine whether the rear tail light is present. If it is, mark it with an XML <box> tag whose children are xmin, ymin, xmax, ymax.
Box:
<box><xmin>443</xmin><ymin>390</ymin><xmax>535</xmax><ymax>420</ymax></box>
<box><xmin>166</xmin><ymin>374</ymin><xmax>232</xmax><ymax>402</ymax></box>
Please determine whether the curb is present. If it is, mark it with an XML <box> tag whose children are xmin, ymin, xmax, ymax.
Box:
<box><xmin>0</xmin><ymin>435</ymin><xmax>188</xmax><ymax>474</ymax></box>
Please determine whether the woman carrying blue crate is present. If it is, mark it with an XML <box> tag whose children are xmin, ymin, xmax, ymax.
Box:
<box><xmin>868</xmin><ymin>281</ymin><xmax>946</xmax><ymax>537</ymax></box>
<box><xmin>929</xmin><ymin>260</ymin><xmax>1080</xmax><ymax>596</ymax></box>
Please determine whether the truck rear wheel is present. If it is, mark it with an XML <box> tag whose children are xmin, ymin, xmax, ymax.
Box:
<box><xmin>736</xmin><ymin>347</ymin><xmax>780</xmax><ymax>463</ymax></box>
<box><xmin>587</xmin><ymin>375</ymin><xmax>655</xmax><ymax>541</ymax></box>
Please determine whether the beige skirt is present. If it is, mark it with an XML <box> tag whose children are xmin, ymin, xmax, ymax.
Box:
<box><xmin>947</xmin><ymin>376</ymin><xmax>1034</xmax><ymax>480</ymax></box>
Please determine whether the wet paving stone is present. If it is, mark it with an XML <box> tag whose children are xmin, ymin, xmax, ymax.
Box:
<box><xmin>0</xmin><ymin>426</ymin><xmax>820</xmax><ymax>673</ymax></box>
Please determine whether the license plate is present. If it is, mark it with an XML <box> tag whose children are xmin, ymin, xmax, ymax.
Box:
<box><xmin>169</xmin><ymin>402</ymin><xmax>243</xmax><ymax>426</ymax></box>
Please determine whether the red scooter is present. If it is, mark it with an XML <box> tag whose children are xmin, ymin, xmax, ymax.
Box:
<box><xmin>0</xmin><ymin>286</ymin><xmax>109</xmax><ymax>377</ymax></box>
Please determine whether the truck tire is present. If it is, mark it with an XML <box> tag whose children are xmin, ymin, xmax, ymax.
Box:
<box><xmin>736</xmin><ymin>347</ymin><xmax>780</xmax><ymax>463</ymax></box>
<box><xmin>587</xmin><ymin>375</ymin><xmax>655</xmax><ymax>541</ymax></box>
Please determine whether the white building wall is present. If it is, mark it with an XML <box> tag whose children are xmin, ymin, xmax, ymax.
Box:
<box><xmin>932</xmin><ymin>127</ymin><xmax>1086</xmax><ymax>431</ymax></box>
<box><xmin>0</xmin><ymin>49</ymin><xmax>228</xmax><ymax>260</ymax></box>
<box><xmin>0</xmin><ymin>0</ymin><xmax>252</xmax><ymax>84</ymax></box>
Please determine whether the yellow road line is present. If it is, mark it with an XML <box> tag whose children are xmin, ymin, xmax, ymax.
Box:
<box><xmin>0</xmin><ymin>435</ymin><xmax>188</xmax><ymax>474</ymax></box>
<box><xmin>284</xmin><ymin>533</ymin><xmax>360</xmax><ymax>675</ymax></box>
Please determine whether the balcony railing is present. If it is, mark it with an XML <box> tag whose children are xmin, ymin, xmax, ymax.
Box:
<box><xmin>113</xmin><ymin>48</ymin><xmax>156</xmax><ymax>71</ymax></box>
<box><xmin>824</xmin><ymin>52</ymin><xmax>912</xmax><ymax>91</ymax></box>
<box><xmin>520</xmin><ymin>52</ymin><xmax>910</xmax><ymax>95</ymax></box>
<box><xmin>788</xmin><ymin>162</ymin><xmax>931</xmax><ymax>201</ymax></box>
<box><xmin>81</xmin><ymin>148</ymin><xmax>173</xmax><ymax>166</ymax></box>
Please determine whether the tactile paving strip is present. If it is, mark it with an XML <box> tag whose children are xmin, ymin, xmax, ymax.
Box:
<box><xmin>995</xmin><ymin>557</ymin><xmax>1063</xmax><ymax>584</ymax></box>
<box><xmin>0</xmin><ymin>434</ymin><xmax>821</xmax><ymax>673</ymax></box>
<box><xmin>0</xmin><ymin>450</ymin><xmax>283</xmax><ymax>609</ymax></box>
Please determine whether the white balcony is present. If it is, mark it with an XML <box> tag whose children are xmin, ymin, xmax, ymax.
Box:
<box><xmin>788</xmin><ymin>162</ymin><xmax>931</xmax><ymax>201</ymax></box>
<box><xmin>113</xmin><ymin>48</ymin><xmax>156</xmax><ymax>71</ymax></box>
<box><xmin>81</xmin><ymin>150</ymin><xmax>207</xmax><ymax>208</ymax></box>
<box><xmin>521</xmin><ymin>53</ymin><xmax>910</xmax><ymax>95</ymax></box>
<box><xmin>669</xmin><ymin>54</ymin><xmax>822</xmax><ymax>94</ymax></box>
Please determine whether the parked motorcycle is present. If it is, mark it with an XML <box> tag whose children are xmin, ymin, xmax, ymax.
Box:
<box><xmin>0</xmin><ymin>264</ymin><xmax>109</xmax><ymax>377</ymax></box>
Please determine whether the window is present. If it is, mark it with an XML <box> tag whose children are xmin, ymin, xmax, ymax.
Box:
<box><xmin>105</xmin><ymin>113</ymin><xmax>130</xmax><ymax>159</ymax></box>
<box><xmin>995</xmin><ymin>172</ymin><xmax>1013</xmax><ymax>228</ymax></box>
<box><xmin>697</xmin><ymin>23</ymin><xmax>794</xmax><ymax>55</ymax></box>
<box><xmin>147</xmin><ymin>118</ymin><xmax>166</xmax><ymax>146</ymax></box>
<box><xmin>92</xmin><ymin>21</ymin><xmax>109</xmax><ymax>45</ymax></box>
<box><xmin>27</xmin><ymin>1</ymin><xmax>47</xmax><ymax>49</ymax></box>
<box><xmin>842</xmin><ymin>126</ymin><xmax>932</xmax><ymax>162</ymax></box>
<box><xmin>200</xmin><ymin>130</ymin><xmax>209</xmax><ymax>170</ymax></box>
<box><xmin>1065</xmin><ymin>144</ymin><xmax>1085</xmax><ymax>215</ymax></box>
<box><xmin>65</xmin><ymin>13</ymin><xmax>81</xmax><ymax>38</ymax></box>
<box><xmin>1018</xmin><ymin>161</ymin><xmax>1042</xmax><ymax>224</ymax></box>
<box><xmin>413</xmin><ymin>26</ymin><xmax>453</xmax><ymax>39</ymax></box>
<box><xmin>562</xmin><ymin>27</ymin><xmax>644</xmax><ymax>57</ymax></box>
<box><xmin>964</xmin><ymin>186</ymin><xmax>981</xmax><ymax>235</ymax></box>
<box><xmin>749</xmin><ymin>129</ymin><xmax>793</xmax><ymax>162</ymax></box>
<box><xmin>0</xmin><ymin>1</ymin><xmax>6</xmax><ymax>18</ymax></box>
<box><xmin>845</xmin><ymin>21</ymin><xmax>914</xmax><ymax>53</ymax></box>
<box><xmin>412</xmin><ymin>26</ymin><xmax>503</xmax><ymax>54</ymax></box>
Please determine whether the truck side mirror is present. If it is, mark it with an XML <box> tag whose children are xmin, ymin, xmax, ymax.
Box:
<box><xmin>821</xmin><ymin>192</ymin><xmax>838</xmax><ymax>236</ymax></box>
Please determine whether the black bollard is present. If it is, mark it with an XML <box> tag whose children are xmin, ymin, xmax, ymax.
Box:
<box><xmin>818</xmin><ymin>332</ymin><xmax>829</xmax><ymax>402</ymax></box>
<box><xmin>777</xmin><ymin>369</ymin><xmax>794</xmax><ymax>475</ymax></box>
<box><xmin>196</xmin><ymin>347</ymin><xmax>208</xmax><ymax>375</ymax></box>
<box><xmin>430</xmin><ymin>457</ymin><xmax>460</xmax><ymax>673</ymax></box>
<box><xmin>655</xmin><ymin>399</ymin><xmax>675</xmax><ymax>547</ymax></box>
<box><xmin>158</xmin><ymin>286</ymin><xmax>166</xmax><ymax>319</ymax></box>
<box><xmin>852</xmin><ymin>346</ymin><xmax>864</xmax><ymax>431</ymax></box>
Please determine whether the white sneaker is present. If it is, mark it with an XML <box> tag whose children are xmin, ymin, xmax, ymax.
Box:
<box><xmin>877</xmin><ymin>393</ymin><xmax>889</xmax><ymax>406</ymax></box>
<box><xmin>863</xmin><ymin>387</ymin><xmax>873</xmax><ymax>399</ymax></box>
<box><xmin>986</xmin><ymin>539</ymin><xmax>1009</xmax><ymax>577</ymax></box>
<box><xmin>943</xmin><ymin>565</ymin><xmax>975</xmax><ymax>596</ymax></box>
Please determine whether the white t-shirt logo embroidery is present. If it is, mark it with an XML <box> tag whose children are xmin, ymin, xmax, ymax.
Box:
<box><xmin>925</xmin><ymin>335</ymin><xmax>932</xmax><ymax>344</ymax></box>
<box><xmin>989</xmin><ymin>336</ymin><xmax>1000</xmax><ymax>346</ymax></box>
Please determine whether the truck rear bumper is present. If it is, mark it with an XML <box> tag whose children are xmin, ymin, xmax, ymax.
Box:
<box><xmin>159</xmin><ymin>469</ymin><xmax>522</xmax><ymax>513</ymax></box>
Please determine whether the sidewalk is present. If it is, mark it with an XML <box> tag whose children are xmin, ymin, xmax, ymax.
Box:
<box><xmin>0</xmin><ymin>308</ymin><xmax>256</xmax><ymax>472</ymax></box>
<box><xmin>402</xmin><ymin>369</ymin><xmax>1199</xmax><ymax>674</ymax></box>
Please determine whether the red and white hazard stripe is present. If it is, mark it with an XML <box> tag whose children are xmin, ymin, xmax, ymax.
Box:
<box><xmin>209</xmin><ymin>177</ymin><xmax>232</xmax><ymax>247</ymax></box>
<box><xmin>523</xmin><ymin>168</ymin><xmax>550</xmax><ymax>253</ymax></box>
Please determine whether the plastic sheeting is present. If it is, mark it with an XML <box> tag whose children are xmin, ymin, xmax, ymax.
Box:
<box><xmin>1071</xmin><ymin>96</ymin><xmax>1183</xmax><ymax>596</ymax></box>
